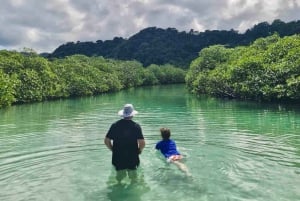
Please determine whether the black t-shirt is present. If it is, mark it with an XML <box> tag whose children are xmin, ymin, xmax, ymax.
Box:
<box><xmin>106</xmin><ymin>119</ymin><xmax>144</xmax><ymax>170</ymax></box>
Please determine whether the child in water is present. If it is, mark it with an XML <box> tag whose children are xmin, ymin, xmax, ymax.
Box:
<box><xmin>155</xmin><ymin>127</ymin><xmax>191</xmax><ymax>176</ymax></box>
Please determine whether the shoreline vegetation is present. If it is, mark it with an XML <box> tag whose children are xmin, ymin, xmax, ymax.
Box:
<box><xmin>0</xmin><ymin>52</ymin><xmax>185</xmax><ymax>108</ymax></box>
<box><xmin>186</xmin><ymin>34</ymin><xmax>300</xmax><ymax>102</ymax></box>
<box><xmin>1</xmin><ymin>34</ymin><xmax>300</xmax><ymax>108</ymax></box>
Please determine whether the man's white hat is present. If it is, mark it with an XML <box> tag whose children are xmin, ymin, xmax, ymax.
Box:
<box><xmin>118</xmin><ymin>104</ymin><xmax>138</xmax><ymax>118</ymax></box>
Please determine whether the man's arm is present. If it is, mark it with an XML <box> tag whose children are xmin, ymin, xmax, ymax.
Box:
<box><xmin>138</xmin><ymin>139</ymin><xmax>145</xmax><ymax>154</ymax></box>
<box><xmin>104</xmin><ymin>137</ymin><xmax>113</xmax><ymax>151</ymax></box>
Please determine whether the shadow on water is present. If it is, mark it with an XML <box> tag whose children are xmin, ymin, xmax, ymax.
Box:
<box><xmin>140</xmin><ymin>151</ymin><xmax>208</xmax><ymax>200</ymax></box>
<box><xmin>85</xmin><ymin>169</ymin><xmax>151</xmax><ymax>201</ymax></box>
<box><xmin>105</xmin><ymin>169</ymin><xmax>151</xmax><ymax>201</ymax></box>
<box><xmin>106</xmin><ymin>182</ymin><xmax>149</xmax><ymax>201</ymax></box>
<box><xmin>151</xmin><ymin>167</ymin><xmax>208</xmax><ymax>201</ymax></box>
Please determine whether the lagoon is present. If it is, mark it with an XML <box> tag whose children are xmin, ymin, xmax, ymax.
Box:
<box><xmin>0</xmin><ymin>84</ymin><xmax>300</xmax><ymax>201</ymax></box>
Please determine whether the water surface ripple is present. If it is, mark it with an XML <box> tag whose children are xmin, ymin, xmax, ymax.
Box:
<box><xmin>0</xmin><ymin>85</ymin><xmax>300</xmax><ymax>201</ymax></box>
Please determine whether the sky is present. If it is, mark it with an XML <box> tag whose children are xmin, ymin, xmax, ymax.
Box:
<box><xmin>1</xmin><ymin>0</ymin><xmax>300</xmax><ymax>53</ymax></box>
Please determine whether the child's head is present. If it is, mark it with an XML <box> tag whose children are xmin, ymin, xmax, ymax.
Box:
<box><xmin>160</xmin><ymin>127</ymin><xmax>171</xmax><ymax>140</ymax></box>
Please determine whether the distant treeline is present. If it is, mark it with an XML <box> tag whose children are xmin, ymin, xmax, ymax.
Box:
<box><xmin>48</xmin><ymin>19</ymin><xmax>300</xmax><ymax>68</ymax></box>
<box><xmin>186</xmin><ymin>34</ymin><xmax>300</xmax><ymax>102</ymax></box>
<box><xmin>1</xmin><ymin>19</ymin><xmax>300</xmax><ymax>108</ymax></box>
<box><xmin>0</xmin><ymin>52</ymin><xmax>185</xmax><ymax>108</ymax></box>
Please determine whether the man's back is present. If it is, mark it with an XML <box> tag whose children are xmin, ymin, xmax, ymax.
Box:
<box><xmin>106</xmin><ymin>118</ymin><xmax>144</xmax><ymax>170</ymax></box>
<box><xmin>108</xmin><ymin>119</ymin><xmax>142</xmax><ymax>152</ymax></box>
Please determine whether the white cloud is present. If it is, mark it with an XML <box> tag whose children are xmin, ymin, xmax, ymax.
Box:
<box><xmin>0</xmin><ymin>0</ymin><xmax>299</xmax><ymax>53</ymax></box>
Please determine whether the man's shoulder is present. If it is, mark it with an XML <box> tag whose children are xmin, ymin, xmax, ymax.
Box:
<box><xmin>127</xmin><ymin>119</ymin><xmax>141</xmax><ymax>127</ymax></box>
<box><xmin>113</xmin><ymin>119</ymin><xmax>124</xmax><ymax>124</ymax></box>
<box><xmin>109</xmin><ymin>120</ymin><xmax>122</xmax><ymax>129</ymax></box>
<box><xmin>113</xmin><ymin>119</ymin><xmax>139</xmax><ymax>126</ymax></box>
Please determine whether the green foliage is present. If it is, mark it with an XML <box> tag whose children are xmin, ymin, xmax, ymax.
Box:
<box><xmin>112</xmin><ymin>60</ymin><xmax>145</xmax><ymax>88</ymax></box>
<box><xmin>0</xmin><ymin>50</ymin><xmax>24</xmax><ymax>75</ymax></box>
<box><xmin>147</xmin><ymin>64</ymin><xmax>186</xmax><ymax>84</ymax></box>
<box><xmin>186</xmin><ymin>45</ymin><xmax>233</xmax><ymax>93</ymax></box>
<box><xmin>141</xmin><ymin>68</ymin><xmax>159</xmax><ymax>85</ymax></box>
<box><xmin>0</xmin><ymin>51</ymin><xmax>185</xmax><ymax>108</ymax></box>
<box><xmin>187</xmin><ymin>34</ymin><xmax>300</xmax><ymax>102</ymax></box>
<box><xmin>15</xmin><ymin>69</ymin><xmax>44</xmax><ymax>103</ymax></box>
<box><xmin>49</xmin><ymin>19</ymin><xmax>300</xmax><ymax>68</ymax></box>
<box><xmin>0</xmin><ymin>70</ymin><xmax>16</xmax><ymax>107</ymax></box>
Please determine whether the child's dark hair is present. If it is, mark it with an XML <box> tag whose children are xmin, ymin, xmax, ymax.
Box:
<box><xmin>160</xmin><ymin>127</ymin><xmax>171</xmax><ymax>140</ymax></box>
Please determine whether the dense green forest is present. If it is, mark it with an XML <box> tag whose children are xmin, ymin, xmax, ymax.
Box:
<box><xmin>1</xmin><ymin>19</ymin><xmax>300</xmax><ymax>108</ymax></box>
<box><xmin>49</xmin><ymin>19</ymin><xmax>300</xmax><ymax>68</ymax></box>
<box><xmin>0</xmin><ymin>52</ymin><xmax>185</xmax><ymax>108</ymax></box>
<box><xmin>186</xmin><ymin>34</ymin><xmax>300</xmax><ymax>102</ymax></box>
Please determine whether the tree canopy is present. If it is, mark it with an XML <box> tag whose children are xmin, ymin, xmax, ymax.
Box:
<box><xmin>186</xmin><ymin>34</ymin><xmax>300</xmax><ymax>102</ymax></box>
<box><xmin>1</xmin><ymin>19</ymin><xmax>300</xmax><ymax>107</ymax></box>
<box><xmin>49</xmin><ymin>19</ymin><xmax>300</xmax><ymax>68</ymax></box>
<box><xmin>0</xmin><ymin>51</ymin><xmax>185</xmax><ymax>108</ymax></box>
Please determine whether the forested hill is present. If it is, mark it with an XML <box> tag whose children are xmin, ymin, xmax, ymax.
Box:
<box><xmin>48</xmin><ymin>19</ymin><xmax>300</xmax><ymax>68</ymax></box>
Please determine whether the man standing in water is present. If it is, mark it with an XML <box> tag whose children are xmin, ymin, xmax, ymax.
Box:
<box><xmin>104</xmin><ymin>103</ymin><xmax>145</xmax><ymax>183</ymax></box>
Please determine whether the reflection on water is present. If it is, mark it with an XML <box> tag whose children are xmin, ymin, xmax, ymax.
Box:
<box><xmin>105</xmin><ymin>169</ymin><xmax>150</xmax><ymax>201</ymax></box>
<box><xmin>0</xmin><ymin>84</ymin><xmax>300</xmax><ymax>201</ymax></box>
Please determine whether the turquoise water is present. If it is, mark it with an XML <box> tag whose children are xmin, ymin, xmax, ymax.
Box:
<box><xmin>0</xmin><ymin>84</ymin><xmax>300</xmax><ymax>201</ymax></box>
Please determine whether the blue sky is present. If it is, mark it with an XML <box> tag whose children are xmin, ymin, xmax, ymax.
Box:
<box><xmin>1</xmin><ymin>0</ymin><xmax>300</xmax><ymax>53</ymax></box>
